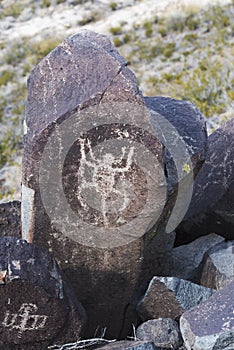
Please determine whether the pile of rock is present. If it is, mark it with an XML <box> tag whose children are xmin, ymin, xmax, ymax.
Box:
<box><xmin>0</xmin><ymin>31</ymin><xmax>233</xmax><ymax>350</ymax></box>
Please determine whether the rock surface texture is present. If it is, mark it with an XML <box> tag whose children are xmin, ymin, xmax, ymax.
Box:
<box><xmin>198</xmin><ymin>240</ymin><xmax>234</xmax><ymax>290</ymax></box>
<box><xmin>136</xmin><ymin>318</ymin><xmax>182</xmax><ymax>349</ymax></box>
<box><xmin>180</xmin><ymin>280</ymin><xmax>234</xmax><ymax>350</ymax></box>
<box><xmin>137</xmin><ymin>276</ymin><xmax>214</xmax><ymax>321</ymax></box>
<box><xmin>21</xmin><ymin>30</ymin><xmax>207</xmax><ymax>338</ymax></box>
<box><xmin>95</xmin><ymin>341</ymin><xmax>159</xmax><ymax>350</ymax></box>
<box><xmin>177</xmin><ymin>118</ymin><xmax>234</xmax><ymax>245</ymax></box>
<box><xmin>169</xmin><ymin>233</ymin><xmax>225</xmax><ymax>281</ymax></box>
<box><xmin>0</xmin><ymin>201</ymin><xmax>21</xmax><ymax>238</ymax></box>
<box><xmin>0</xmin><ymin>237</ymin><xmax>86</xmax><ymax>350</ymax></box>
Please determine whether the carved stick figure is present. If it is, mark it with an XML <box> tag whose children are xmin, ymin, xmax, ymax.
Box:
<box><xmin>78</xmin><ymin>138</ymin><xmax>135</xmax><ymax>226</ymax></box>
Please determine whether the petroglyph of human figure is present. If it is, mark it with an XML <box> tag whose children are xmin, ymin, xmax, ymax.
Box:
<box><xmin>78</xmin><ymin>139</ymin><xmax>135</xmax><ymax>226</ymax></box>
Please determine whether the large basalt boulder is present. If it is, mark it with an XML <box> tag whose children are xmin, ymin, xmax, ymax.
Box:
<box><xmin>21</xmin><ymin>30</ymin><xmax>207</xmax><ymax>338</ymax></box>
<box><xmin>22</xmin><ymin>29</ymin><xmax>164</xmax><ymax>338</ymax></box>
<box><xmin>0</xmin><ymin>237</ymin><xmax>86</xmax><ymax>350</ymax></box>
<box><xmin>180</xmin><ymin>280</ymin><xmax>234</xmax><ymax>350</ymax></box>
<box><xmin>176</xmin><ymin>118</ymin><xmax>234</xmax><ymax>245</ymax></box>
<box><xmin>138</xmin><ymin>97</ymin><xmax>207</xmax><ymax>291</ymax></box>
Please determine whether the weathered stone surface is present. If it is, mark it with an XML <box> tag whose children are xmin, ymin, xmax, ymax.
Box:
<box><xmin>176</xmin><ymin>118</ymin><xmax>234</xmax><ymax>245</ymax></box>
<box><xmin>21</xmin><ymin>30</ymin><xmax>207</xmax><ymax>338</ymax></box>
<box><xmin>144</xmin><ymin>96</ymin><xmax>207</xmax><ymax>234</ymax></box>
<box><xmin>22</xmin><ymin>31</ymin><xmax>155</xmax><ymax>338</ymax></box>
<box><xmin>137</xmin><ymin>276</ymin><xmax>214</xmax><ymax>321</ymax></box>
<box><xmin>169</xmin><ymin>233</ymin><xmax>225</xmax><ymax>281</ymax></box>
<box><xmin>0</xmin><ymin>201</ymin><xmax>21</xmax><ymax>238</ymax></box>
<box><xmin>145</xmin><ymin>96</ymin><xmax>207</xmax><ymax>179</ymax></box>
<box><xmin>198</xmin><ymin>240</ymin><xmax>234</xmax><ymax>290</ymax></box>
<box><xmin>97</xmin><ymin>341</ymin><xmax>159</xmax><ymax>350</ymax></box>
<box><xmin>136</xmin><ymin>318</ymin><xmax>182</xmax><ymax>349</ymax></box>
<box><xmin>180</xmin><ymin>280</ymin><xmax>234</xmax><ymax>350</ymax></box>
<box><xmin>0</xmin><ymin>237</ymin><xmax>86</xmax><ymax>350</ymax></box>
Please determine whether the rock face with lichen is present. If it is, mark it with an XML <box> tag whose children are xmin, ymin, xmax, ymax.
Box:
<box><xmin>21</xmin><ymin>30</ymin><xmax>208</xmax><ymax>339</ymax></box>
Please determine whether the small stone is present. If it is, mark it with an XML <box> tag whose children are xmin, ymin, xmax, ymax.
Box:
<box><xmin>170</xmin><ymin>233</ymin><xmax>225</xmax><ymax>281</ymax></box>
<box><xmin>198</xmin><ymin>240</ymin><xmax>234</xmax><ymax>290</ymax></box>
<box><xmin>0</xmin><ymin>237</ymin><xmax>86</xmax><ymax>350</ymax></box>
<box><xmin>180</xmin><ymin>280</ymin><xmax>234</xmax><ymax>350</ymax></box>
<box><xmin>136</xmin><ymin>318</ymin><xmax>182</xmax><ymax>349</ymax></box>
<box><xmin>96</xmin><ymin>341</ymin><xmax>159</xmax><ymax>350</ymax></box>
<box><xmin>137</xmin><ymin>276</ymin><xmax>214</xmax><ymax>321</ymax></box>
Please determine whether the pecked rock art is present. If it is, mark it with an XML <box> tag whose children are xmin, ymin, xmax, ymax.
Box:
<box><xmin>21</xmin><ymin>30</ymin><xmax>207</xmax><ymax>338</ymax></box>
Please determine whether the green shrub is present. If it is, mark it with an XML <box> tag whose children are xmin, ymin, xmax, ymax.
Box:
<box><xmin>162</xmin><ymin>42</ymin><xmax>176</xmax><ymax>58</ymax></box>
<box><xmin>5</xmin><ymin>43</ymin><xmax>26</xmax><ymax>65</ymax></box>
<box><xmin>109</xmin><ymin>2</ymin><xmax>118</xmax><ymax>11</ymax></box>
<box><xmin>2</xmin><ymin>4</ymin><xmax>22</xmax><ymax>18</ymax></box>
<box><xmin>113</xmin><ymin>37</ymin><xmax>122</xmax><ymax>47</ymax></box>
<box><xmin>185</xmin><ymin>14</ymin><xmax>200</xmax><ymax>30</ymax></box>
<box><xmin>42</xmin><ymin>0</ymin><xmax>51</xmax><ymax>8</ymax></box>
<box><xmin>143</xmin><ymin>22</ymin><xmax>153</xmax><ymax>38</ymax></box>
<box><xmin>158</xmin><ymin>26</ymin><xmax>167</xmax><ymax>37</ymax></box>
<box><xmin>123</xmin><ymin>33</ymin><xmax>132</xmax><ymax>44</ymax></box>
<box><xmin>30</xmin><ymin>37</ymin><xmax>61</xmax><ymax>61</ymax></box>
<box><xmin>109</xmin><ymin>26</ymin><xmax>122</xmax><ymax>35</ymax></box>
<box><xmin>0</xmin><ymin>70</ymin><xmax>15</xmax><ymax>86</ymax></box>
<box><xmin>0</xmin><ymin>130</ymin><xmax>20</xmax><ymax>167</ymax></box>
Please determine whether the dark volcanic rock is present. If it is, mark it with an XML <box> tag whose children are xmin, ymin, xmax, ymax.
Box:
<box><xmin>144</xmin><ymin>96</ymin><xmax>207</xmax><ymax>233</ymax></box>
<box><xmin>21</xmin><ymin>30</ymin><xmax>207</xmax><ymax>338</ymax></box>
<box><xmin>136</xmin><ymin>318</ymin><xmax>182</xmax><ymax>349</ymax></box>
<box><xmin>137</xmin><ymin>276</ymin><xmax>214</xmax><ymax>321</ymax></box>
<box><xmin>176</xmin><ymin>118</ymin><xmax>234</xmax><ymax>245</ymax></box>
<box><xmin>97</xmin><ymin>341</ymin><xmax>159</xmax><ymax>350</ymax></box>
<box><xmin>169</xmin><ymin>233</ymin><xmax>224</xmax><ymax>282</ymax></box>
<box><xmin>0</xmin><ymin>201</ymin><xmax>21</xmax><ymax>238</ymax></box>
<box><xmin>0</xmin><ymin>237</ymin><xmax>86</xmax><ymax>350</ymax></box>
<box><xmin>22</xmin><ymin>29</ymin><xmax>166</xmax><ymax>338</ymax></box>
<box><xmin>180</xmin><ymin>280</ymin><xmax>234</xmax><ymax>350</ymax></box>
<box><xmin>198</xmin><ymin>240</ymin><xmax>234</xmax><ymax>290</ymax></box>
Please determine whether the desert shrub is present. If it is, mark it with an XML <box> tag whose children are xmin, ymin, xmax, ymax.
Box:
<box><xmin>2</xmin><ymin>3</ymin><xmax>22</xmax><ymax>18</ymax></box>
<box><xmin>0</xmin><ymin>70</ymin><xmax>15</xmax><ymax>86</ymax></box>
<box><xmin>0</xmin><ymin>130</ymin><xmax>20</xmax><ymax>167</ymax></box>
<box><xmin>113</xmin><ymin>37</ymin><xmax>122</xmax><ymax>47</ymax></box>
<box><xmin>30</xmin><ymin>37</ymin><xmax>61</xmax><ymax>61</ymax></box>
<box><xmin>109</xmin><ymin>26</ymin><xmax>122</xmax><ymax>35</ymax></box>
<box><xmin>143</xmin><ymin>22</ymin><xmax>153</xmax><ymax>38</ymax></box>
<box><xmin>110</xmin><ymin>2</ymin><xmax>118</xmax><ymax>11</ymax></box>
<box><xmin>42</xmin><ymin>0</ymin><xmax>51</xmax><ymax>8</ymax></box>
